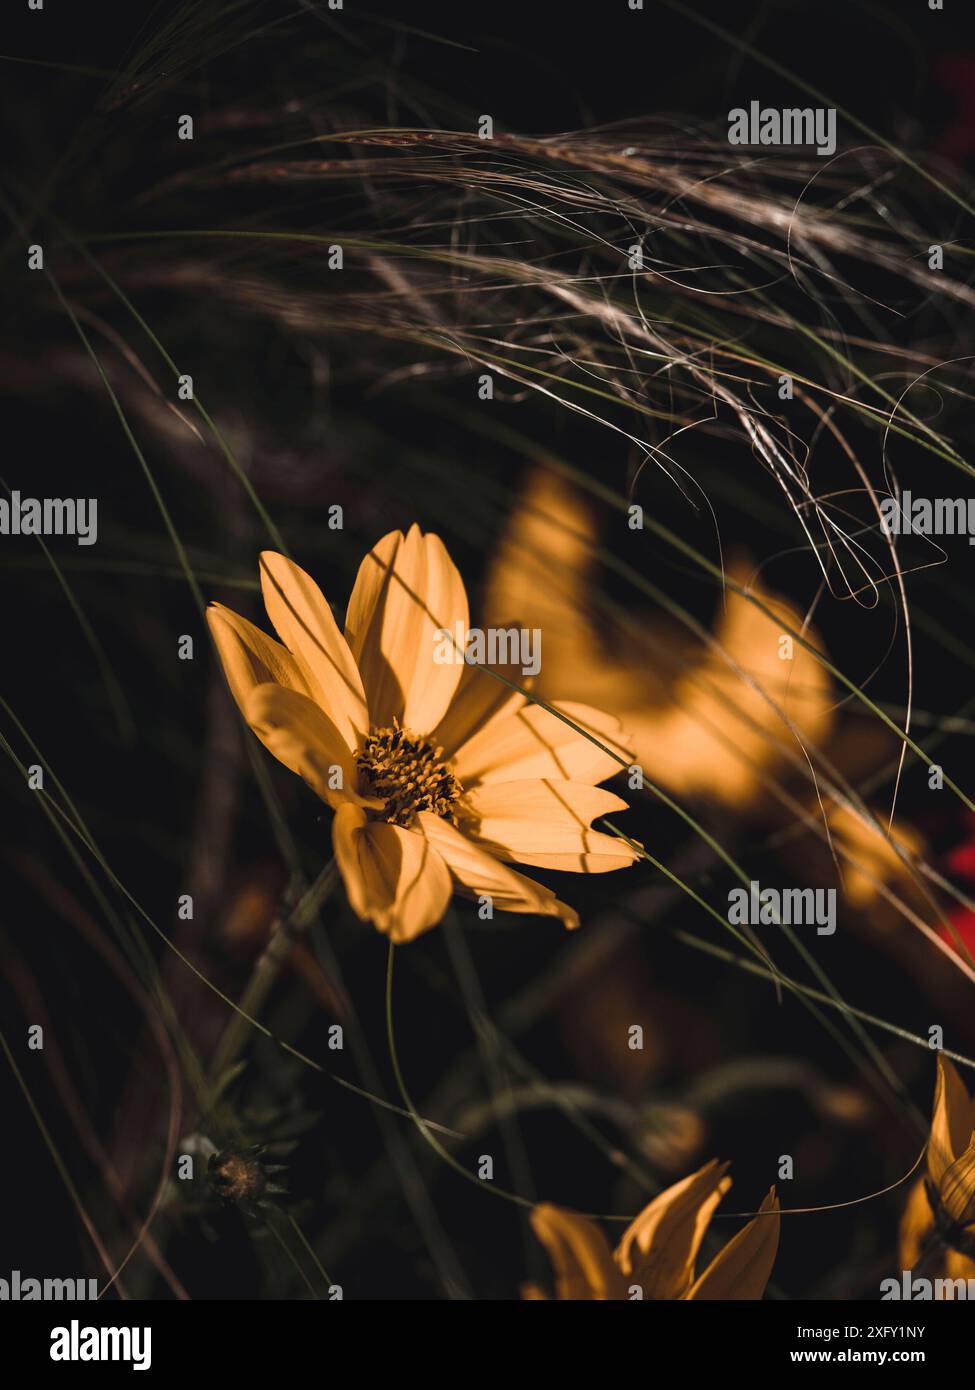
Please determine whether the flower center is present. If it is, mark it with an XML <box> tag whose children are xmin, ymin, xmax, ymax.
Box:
<box><xmin>209</xmin><ymin>1150</ymin><xmax>266</xmax><ymax>1205</ymax></box>
<box><xmin>356</xmin><ymin>724</ymin><xmax>462</xmax><ymax>828</ymax></box>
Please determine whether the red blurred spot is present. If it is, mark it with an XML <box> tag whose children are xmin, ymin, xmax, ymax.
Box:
<box><xmin>933</xmin><ymin>54</ymin><xmax>975</xmax><ymax>166</ymax></box>
<box><xmin>945</xmin><ymin>840</ymin><xmax>975</xmax><ymax>880</ymax></box>
<box><xmin>939</xmin><ymin>907</ymin><xmax>975</xmax><ymax>960</ymax></box>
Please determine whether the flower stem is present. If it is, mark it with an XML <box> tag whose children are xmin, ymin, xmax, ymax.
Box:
<box><xmin>208</xmin><ymin>857</ymin><xmax>340</xmax><ymax>1088</ymax></box>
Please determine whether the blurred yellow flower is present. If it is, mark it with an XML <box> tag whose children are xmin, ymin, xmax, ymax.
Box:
<box><xmin>488</xmin><ymin>468</ymin><xmax>926</xmax><ymax>924</ymax></box>
<box><xmin>900</xmin><ymin>1055</ymin><xmax>975</xmax><ymax>1276</ymax></box>
<box><xmin>804</xmin><ymin>801</ymin><xmax>926</xmax><ymax>930</ymax></box>
<box><xmin>207</xmin><ymin>526</ymin><xmax>638</xmax><ymax>943</ymax></box>
<box><xmin>524</xmin><ymin>1159</ymin><xmax>780</xmax><ymax>1300</ymax></box>
<box><xmin>487</xmin><ymin>469</ymin><xmax>832</xmax><ymax>808</ymax></box>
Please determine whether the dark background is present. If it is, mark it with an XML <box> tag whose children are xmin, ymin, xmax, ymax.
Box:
<box><xmin>2</xmin><ymin>0</ymin><xmax>974</xmax><ymax>1302</ymax></box>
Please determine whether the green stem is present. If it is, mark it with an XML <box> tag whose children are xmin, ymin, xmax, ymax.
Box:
<box><xmin>208</xmin><ymin>858</ymin><xmax>339</xmax><ymax>1088</ymax></box>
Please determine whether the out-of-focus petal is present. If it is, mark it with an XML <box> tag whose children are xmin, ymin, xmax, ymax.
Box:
<box><xmin>486</xmin><ymin>473</ymin><xmax>834</xmax><ymax>808</ymax></box>
<box><xmin>621</xmin><ymin>564</ymin><xmax>833</xmax><ymax>807</ymax></box>
<box><xmin>899</xmin><ymin>1175</ymin><xmax>935</xmax><ymax>1271</ymax></box>
<box><xmin>828</xmin><ymin>804</ymin><xmax>924</xmax><ymax>910</ymax></box>
<box><xmin>899</xmin><ymin>1174</ymin><xmax>975</xmax><ymax>1282</ymax></box>
<box><xmin>483</xmin><ymin>468</ymin><xmax>642</xmax><ymax>712</ymax></box>
<box><xmin>944</xmin><ymin>1245</ymin><xmax>975</xmax><ymax>1283</ymax></box>
<box><xmin>520</xmin><ymin>1282</ymin><xmax>549</xmax><ymax>1300</ymax></box>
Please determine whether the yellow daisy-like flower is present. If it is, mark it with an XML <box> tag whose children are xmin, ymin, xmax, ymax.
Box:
<box><xmin>900</xmin><ymin>1054</ymin><xmax>975</xmax><ymax>1274</ymax></box>
<box><xmin>486</xmin><ymin>468</ymin><xmax>832</xmax><ymax>809</ymax></box>
<box><xmin>524</xmin><ymin>1159</ymin><xmax>780</xmax><ymax>1300</ymax></box>
<box><xmin>207</xmin><ymin>526</ymin><xmax>639</xmax><ymax>943</ymax></box>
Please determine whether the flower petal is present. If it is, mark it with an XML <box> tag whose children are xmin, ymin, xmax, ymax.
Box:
<box><xmin>530</xmin><ymin>1204</ymin><xmax>627</xmax><ymax>1301</ymax></box>
<box><xmin>243</xmin><ymin>683</ymin><xmax>362</xmax><ymax>810</ymax></box>
<box><xmin>432</xmin><ymin>658</ymin><xmax>528</xmax><ymax>761</ymax></box>
<box><xmin>259</xmin><ymin>551</ymin><xmax>368</xmax><ymax>750</ymax></box>
<box><xmin>207</xmin><ymin>602</ymin><xmax>314</xmax><ymax>710</ymax></box>
<box><xmin>945</xmin><ymin>1245</ymin><xmax>975</xmax><ymax>1283</ymax></box>
<box><xmin>332</xmin><ymin>805</ymin><xmax>452</xmax><ymax>943</ymax></box>
<box><xmin>898</xmin><ymin>1175</ymin><xmax>934</xmax><ymax>1272</ymax></box>
<box><xmin>416</xmin><ymin>812</ymin><xmax>580</xmax><ymax>929</ymax></box>
<box><xmin>453</xmin><ymin>700</ymin><xmax>631</xmax><ymax>788</ymax></box>
<box><xmin>929</xmin><ymin>1054</ymin><xmax>975</xmax><ymax>1185</ymax></box>
<box><xmin>618</xmin><ymin>566</ymin><xmax>834</xmax><ymax>807</ymax></box>
<box><xmin>940</xmin><ymin>1133</ymin><xmax>975</xmax><ymax>1228</ymax></box>
<box><xmin>486</xmin><ymin>472</ymin><xmax>834</xmax><ymax>810</ymax></box>
<box><xmin>344</xmin><ymin>526</ymin><xmax>469</xmax><ymax>735</ymax></box>
<box><xmin>899</xmin><ymin>1175</ymin><xmax>975</xmax><ymax>1282</ymax></box>
<box><xmin>686</xmin><ymin>1187</ymin><xmax>780</xmax><ymax>1301</ymax></box>
<box><xmin>462</xmin><ymin>780</ymin><xmax>639</xmax><ymax>873</ymax></box>
<box><xmin>484</xmin><ymin>468</ymin><xmax>631</xmax><ymax>708</ymax></box>
<box><xmin>614</xmin><ymin>1159</ymin><xmax>731</xmax><ymax>1299</ymax></box>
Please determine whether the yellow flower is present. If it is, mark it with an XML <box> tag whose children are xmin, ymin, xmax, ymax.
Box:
<box><xmin>487</xmin><ymin>469</ymin><xmax>832</xmax><ymax>808</ymax></box>
<box><xmin>487</xmin><ymin>468</ymin><xmax>926</xmax><ymax>925</ymax></box>
<box><xmin>900</xmin><ymin>1055</ymin><xmax>975</xmax><ymax>1274</ymax></box>
<box><xmin>207</xmin><ymin>527</ymin><xmax>639</xmax><ymax>943</ymax></box>
<box><xmin>803</xmin><ymin>802</ymin><xmax>926</xmax><ymax>930</ymax></box>
<box><xmin>524</xmin><ymin>1160</ymin><xmax>780</xmax><ymax>1300</ymax></box>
